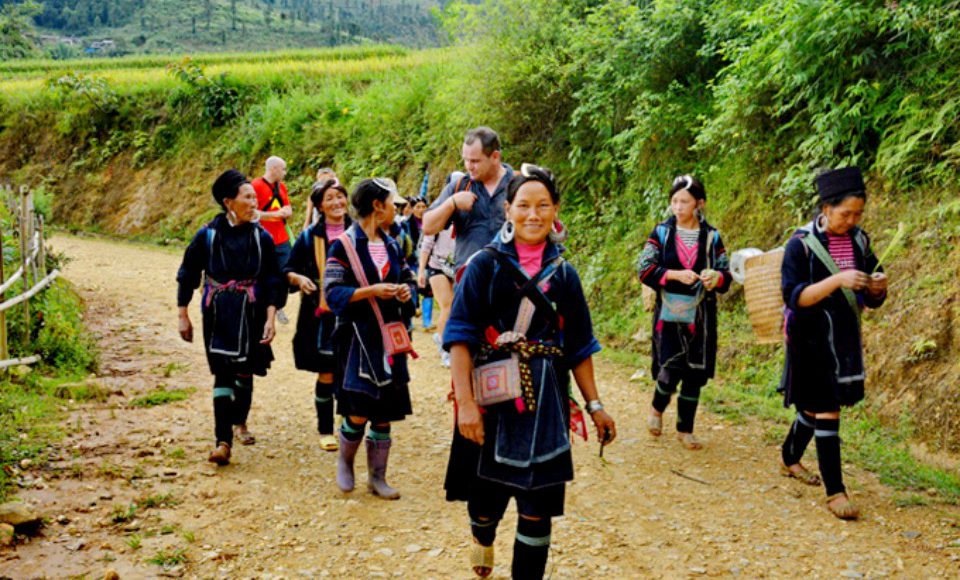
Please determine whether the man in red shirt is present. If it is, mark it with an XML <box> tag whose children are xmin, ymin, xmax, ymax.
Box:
<box><xmin>252</xmin><ymin>156</ymin><xmax>293</xmax><ymax>323</ymax></box>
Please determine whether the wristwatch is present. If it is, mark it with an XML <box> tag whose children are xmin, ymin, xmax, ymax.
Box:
<box><xmin>585</xmin><ymin>399</ymin><xmax>604</xmax><ymax>414</ymax></box>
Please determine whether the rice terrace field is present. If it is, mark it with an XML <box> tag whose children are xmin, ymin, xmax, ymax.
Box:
<box><xmin>0</xmin><ymin>45</ymin><xmax>450</xmax><ymax>98</ymax></box>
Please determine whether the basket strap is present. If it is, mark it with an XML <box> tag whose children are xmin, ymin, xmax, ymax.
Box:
<box><xmin>800</xmin><ymin>234</ymin><xmax>860</xmax><ymax>322</ymax></box>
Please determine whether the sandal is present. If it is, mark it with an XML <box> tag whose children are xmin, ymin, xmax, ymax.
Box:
<box><xmin>780</xmin><ymin>463</ymin><xmax>821</xmax><ymax>486</ymax></box>
<box><xmin>234</xmin><ymin>427</ymin><xmax>256</xmax><ymax>446</ymax></box>
<box><xmin>470</xmin><ymin>541</ymin><xmax>494</xmax><ymax>578</ymax></box>
<box><xmin>647</xmin><ymin>412</ymin><xmax>662</xmax><ymax>437</ymax></box>
<box><xmin>319</xmin><ymin>434</ymin><xmax>339</xmax><ymax>452</ymax></box>
<box><xmin>208</xmin><ymin>442</ymin><xmax>231</xmax><ymax>466</ymax></box>
<box><xmin>677</xmin><ymin>432</ymin><xmax>703</xmax><ymax>450</ymax></box>
<box><xmin>826</xmin><ymin>493</ymin><xmax>859</xmax><ymax>520</ymax></box>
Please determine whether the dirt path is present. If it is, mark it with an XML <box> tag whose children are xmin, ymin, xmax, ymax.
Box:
<box><xmin>1</xmin><ymin>234</ymin><xmax>958</xmax><ymax>579</ymax></box>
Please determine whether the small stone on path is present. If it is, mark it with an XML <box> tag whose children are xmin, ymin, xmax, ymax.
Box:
<box><xmin>0</xmin><ymin>523</ymin><xmax>14</xmax><ymax>546</ymax></box>
<box><xmin>0</xmin><ymin>501</ymin><xmax>41</xmax><ymax>530</ymax></box>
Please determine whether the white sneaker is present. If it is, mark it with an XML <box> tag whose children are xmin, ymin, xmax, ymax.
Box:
<box><xmin>440</xmin><ymin>351</ymin><xmax>451</xmax><ymax>368</ymax></box>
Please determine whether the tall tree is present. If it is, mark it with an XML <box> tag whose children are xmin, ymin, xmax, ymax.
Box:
<box><xmin>0</xmin><ymin>0</ymin><xmax>41</xmax><ymax>59</ymax></box>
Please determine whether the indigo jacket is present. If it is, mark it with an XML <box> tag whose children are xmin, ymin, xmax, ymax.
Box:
<box><xmin>284</xmin><ymin>215</ymin><xmax>352</xmax><ymax>373</ymax></box>
<box><xmin>637</xmin><ymin>216</ymin><xmax>731</xmax><ymax>382</ymax></box>
<box><xmin>324</xmin><ymin>224</ymin><xmax>416</xmax><ymax>397</ymax></box>
<box><xmin>444</xmin><ymin>238</ymin><xmax>601</xmax><ymax>492</ymax></box>
<box><xmin>176</xmin><ymin>214</ymin><xmax>285</xmax><ymax>376</ymax></box>
<box><xmin>780</xmin><ymin>220</ymin><xmax>886</xmax><ymax>410</ymax></box>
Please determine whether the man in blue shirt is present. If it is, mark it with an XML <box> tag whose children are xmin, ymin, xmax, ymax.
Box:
<box><xmin>422</xmin><ymin>127</ymin><xmax>514</xmax><ymax>269</ymax></box>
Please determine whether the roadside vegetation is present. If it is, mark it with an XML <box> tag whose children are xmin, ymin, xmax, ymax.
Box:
<box><xmin>0</xmin><ymin>195</ymin><xmax>98</xmax><ymax>500</ymax></box>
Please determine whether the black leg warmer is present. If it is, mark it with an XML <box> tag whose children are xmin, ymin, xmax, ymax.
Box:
<box><xmin>676</xmin><ymin>379</ymin><xmax>704</xmax><ymax>433</ymax></box>
<box><xmin>212</xmin><ymin>377</ymin><xmax>235</xmax><ymax>446</ymax></box>
<box><xmin>232</xmin><ymin>375</ymin><xmax>253</xmax><ymax>425</ymax></box>
<box><xmin>315</xmin><ymin>380</ymin><xmax>335</xmax><ymax>435</ymax></box>
<box><xmin>782</xmin><ymin>412</ymin><xmax>816</xmax><ymax>466</ymax></box>
<box><xmin>815</xmin><ymin>417</ymin><xmax>845</xmax><ymax>496</ymax></box>
<box><xmin>512</xmin><ymin>517</ymin><xmax>551</xmax><ymax>580</ymax></box>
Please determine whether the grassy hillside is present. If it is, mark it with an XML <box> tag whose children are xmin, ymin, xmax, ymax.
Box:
<box><xmin>19</xmin><ymin>0</ymin><xmax>442</xmax><ymax>55</ymax></box>
<box><xmin>0</xmin><ymin>0</ymin><xmax>959</xmax><ymax>495</ymax></box>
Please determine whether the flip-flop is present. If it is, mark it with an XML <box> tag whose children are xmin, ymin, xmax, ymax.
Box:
<box><xmin>319</xmin><ymin>434</ymin><xmax>338</xmax><ymax>452</ymax></box>
<box><xmin>826</xmin><ymin>493</ymin><xmax>859</xmax><ymax>520</ymax></box>
<box><xmin>235</xmin><ymin>429</ymin><xmax>256</xmax><ymax>446</ymax></box>
<box><xmin>470</xmin><ymin>541</ymin><xmax>494</xmax><ymax>578</ymax></box>
<box><xmin>647</xmin><ymin>413</ymin><xmax>662</xmax><ymax>437</ymax></box>
<box><xmin>780</xmin><ymin>463</ymin><xmax>821</xmax><ymax>486</ymax></box>
<box><xmin>207</xmin><ymin>442</ymin><xmax>231</xmax><ymax>465</ymax></box>
<box><xmin>677</xmin><ymin>432</ymin><xmax>703</xmax><ymax>450</ymax></box>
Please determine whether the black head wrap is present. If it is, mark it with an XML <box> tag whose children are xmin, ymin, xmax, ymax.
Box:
<box><xmin>212</xmin><ymin>169</ymin><xmax>249</xmax><ymax>210</ymax></box>
<box><xmin>815</xmin><ymin>167</ymin><xmax>866</xmax><ymax>205</ymax></box>
<box><xmin>670</xmin><ymin>174</ymin><xmax>706</xmax><ymax>201</ymax></box>
<box><xmin>507</xmin><ymin>163</ymin><xmax>560</xmax><ymax>204</ymax></box>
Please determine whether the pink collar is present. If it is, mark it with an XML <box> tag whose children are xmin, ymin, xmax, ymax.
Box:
<box><xmin>515</xmin><ymin>241</ymin><xmax>547</xmax><ymax>278</ymax></box>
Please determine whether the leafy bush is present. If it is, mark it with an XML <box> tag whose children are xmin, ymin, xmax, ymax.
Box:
<box><xmin>167</xmin><ymin>59</ymin><xmax>251</xmax><ymax>128</ymax></box>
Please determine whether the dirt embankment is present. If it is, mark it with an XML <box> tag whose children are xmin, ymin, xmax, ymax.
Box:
<box><xmin>0</xmin><ymin>235</ymin><xmax>958</xmax><ymax>578</ymax></box>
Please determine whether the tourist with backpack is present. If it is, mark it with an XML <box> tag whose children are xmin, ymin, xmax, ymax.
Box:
<box><xmin>637</xmin><ymin>175</ymin><xmax>731</xmax><ymax>450</ymax></box>
<box><xmin>778</xmin><ymin>167</ymin><xmax>888</xmax><ymax>520</ymax></box>
<box><xmin>176</xmin><ymin>169</ymin><xmax>285</xmax><ymax>465</ymax></box>
<box><xmin>422</xmin><ymin>127</ymin><xmax>514</xmax><ymax>270</ymax></box>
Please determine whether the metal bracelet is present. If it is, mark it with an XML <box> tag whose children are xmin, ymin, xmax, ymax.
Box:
<box><xmin>585</xmin><ymin>399</ymin><xmax>604</xmax><ymax>414</ymax></box>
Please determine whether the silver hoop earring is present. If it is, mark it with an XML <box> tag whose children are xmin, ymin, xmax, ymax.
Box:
<box><xmin>499</xmin><ymin>220</ymin><xmax>515</xmax><ymax>243</ymax></box>
<box><xmin>695</xmin><ymin>208</ymin><xmax>704</xmax><ymax>222</ymax></box>
<box><xmin>548</xmin><ymin>220</ymin><xmax>567</xmax><ymax>244</ymax></box>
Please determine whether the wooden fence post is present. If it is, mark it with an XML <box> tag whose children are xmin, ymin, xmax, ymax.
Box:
<box><xmin>0</xmin><ymin>230</ymin><xmax>7</xmax><ymax>361</ymax></box>
<box><xmin>37</xmin><ymin>215</ymin><xmax>46</xmax><ymax>278</ymax></box>
<box><xmin>19</xmin><ymin>186</ymin><xmax>29</xmax><ymax>348</ymax></box>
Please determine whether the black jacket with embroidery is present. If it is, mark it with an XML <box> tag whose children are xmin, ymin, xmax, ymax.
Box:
<box><xmin>779</xmin><ymin>221</ymin><xmax>886</xmax><ymax>408</ymax></box>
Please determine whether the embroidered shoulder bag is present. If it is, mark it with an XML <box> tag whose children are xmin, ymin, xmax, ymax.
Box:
<box><xmin>472</xmin><ymin>256</ymin><xmax>563</xmax><ymax>407</ymax></box>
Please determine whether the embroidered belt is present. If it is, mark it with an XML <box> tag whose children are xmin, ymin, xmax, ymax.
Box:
<box><xmin>204</xmin><ymin>278</ymin><xmax>256</xmax><ymax>308</ymax></box>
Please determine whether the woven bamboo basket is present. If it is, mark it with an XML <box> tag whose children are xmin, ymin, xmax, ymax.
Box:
<box><xmin>743</xmin><ymin>248</ymin><xmax>785</xmax><ymax>344</ymax></box>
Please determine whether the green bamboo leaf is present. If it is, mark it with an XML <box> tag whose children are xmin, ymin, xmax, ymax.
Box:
<box><xmin>873</xmin><ymin>222</ymin><xmax>906</xmax><ymax>273</ymax></box>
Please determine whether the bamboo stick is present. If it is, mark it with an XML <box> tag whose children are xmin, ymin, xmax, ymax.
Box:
<box><xmin>0</xmin><ymin>231</ymin><xmax>7</xmax><ymax>361</ymax></box>
<box><xmin>0</xmin><ymin>269</ymin><xmax>60</xmax><ymax>313</ymax></box>
<box><xmin>0</xmin><ymin>355</ymin><xmax>40</xmax><ymax>370</ymax></box>
<box><xmin>19</xmin><ymin>186</ymin><xmax>29</xmax><ymax>348</ymax></box>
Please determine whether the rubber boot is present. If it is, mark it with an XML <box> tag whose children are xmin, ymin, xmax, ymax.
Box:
<box><xmin>366</xmin><ymin>438</ymin><xmax>401</xmax><ymax>500</ymax></box>
<box><xmin>336</xmin><ymin>431</ymin><xmax>362</xmax><ymax>492</ymax></box>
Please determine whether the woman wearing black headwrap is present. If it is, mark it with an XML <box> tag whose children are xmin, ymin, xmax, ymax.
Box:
<box><xmin>778</xmin><ymin>167</ymin><xmax>888</xmax><ymax>519</ymax></box>
<box><xmin>176</xmin><ymin>169</ymin><xmax>286</xmax><ymax>466</ymax></box>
